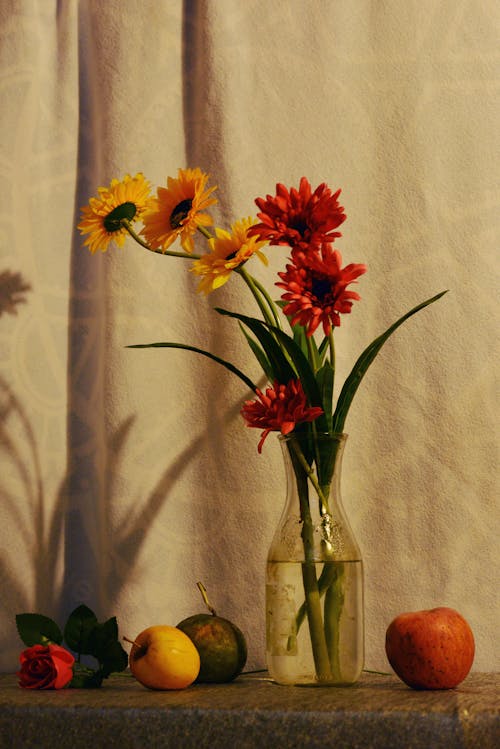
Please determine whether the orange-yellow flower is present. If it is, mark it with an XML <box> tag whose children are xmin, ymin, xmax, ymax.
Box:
<box><xmin>141</xmin><ymin>168</ymin><xmax>217</xmax><ymax>254</ymax></box>
<box><xmin>78</xmin><ymin>173</ymin><xmax>154</xmax><ymax>253</ymax></box>
<box><xmin>190</xmin><ymin>217</ymin><xmax>268</xmax><ymax>294</ymax></box>
<box><xmin>241</xmin><ymin>380</ymin><xmax>324</xmax><ymax>453</ymax></box>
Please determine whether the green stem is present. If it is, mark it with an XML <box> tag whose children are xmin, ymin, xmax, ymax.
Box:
<box><xmin>196</xmin><ymin>224</ymin><xmax>213</xmax><ymax>240</ymax></box>
<box><xmin>290</xmin><ymin>434</ymin><xmax>345</xmax><ymax>680</ymax></box>
<box><xmin>294</xmin><ymin>562</ymin><xmax>337</xmax><ymax>634</ymax></box>
<box><xmin>289</xmin><ymin>437</ymin><xmax>332</xmax><ymax>682</ymax></box>
<box><xmin>121</xmin><ymin>220</ymin><xmax>202</xmax><ymax>259</ymax></box>
<box><xmin>289</xmin><ymin>438</ymin><xmax>329</xmax><ymax>511</ymax></box>
<box><xmin>250</xmin><ymin>275</ymin><xmax>283</xmax><ymax>330</ymax></box>
<box><xmin>323</xmin><ymin>562</ymin><xmax>345</xmax><ymax>680</ymax></box>
<box><xmin>237</xmin><ymin>266</ymin><xmax>277</xmax><ymax>329</ymax></box>
<box><xmin>306</xmin><ymin>335</ymin><xmax>319</xmax><ymax>373</ymax></box>
<box><xmin>328</xmin><ymin>330</ymin><xmax>335</xmax><ymax>392</ymax></box>
<box><xmin>301</xmin><ymin>561</ymin><xmax>332</xmax><ymax>681</ymax></box>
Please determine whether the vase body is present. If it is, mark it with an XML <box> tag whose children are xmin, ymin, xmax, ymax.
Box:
<box><xmin>266</xmin><ymin>432</ymin><xmax>364</xmax><ymax>686</ymax></box>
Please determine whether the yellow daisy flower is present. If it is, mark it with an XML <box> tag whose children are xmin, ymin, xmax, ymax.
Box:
<box><xmin>191</xmin><ymin>217</ymin><xmax>268</xmax><ymax>294</ymax></box>
<box><xmin>141</xmin><ymin>167</ymin><xmax>217</xmax><ymax>254</ymax></box>
<box><xmin>78</xmin><ymin>173</ymin><xmax>154</xmax><ymax>253</ymax></box>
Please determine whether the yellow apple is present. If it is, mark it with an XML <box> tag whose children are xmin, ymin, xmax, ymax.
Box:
<box><xmin>125</xmin><ymin>625</ymin><xmax>200</xmax><ymax>690</ymax></box>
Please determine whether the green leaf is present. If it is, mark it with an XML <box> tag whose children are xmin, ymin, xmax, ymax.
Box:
<box><xmin>86</xmin><ymin>617</ymin><xmax>128</xmax><ymax>674</ymax></box>
<box><xmin>317</xmin><ymin>337</ymin><xmax>330</xmax><ymax>364</ymax></box>
<box><xmin>316</xmin><ymin>362</ymin><xmax>334</xmax><ymax>431</ymax></box>
<box><xmin>217</xmin><ymin>307</ymin><xmax>331</xmax><ymax>433</ymax></box>
<box><xmin>238</xmin><ymin>323</ymin><xmax>274</xmax><ymax>381</ymax></box>
<box><xmin>69</xmin><ymin>667</ymin><xmax>104</xmax><ymax>689</ymax></box>
<box><xmin>64</xmin><ymin>605</ymin><xmax>98</xmax><ymax>655</ymax></box>
<box><xmin>332</xmin><ymin>290</ymin><xmax>448</xmax><ymax>433</ymax></box>
<box><xmin>127</xmin><ymin>341</ymin><xmax>257</xmax><ymax>392</ymax></box>
<box><xmin>98</xmin><ymin>640</ymin><xmax>129</xmax><ymax>677</ymax></box>
<box><xmin>277</xmin><ymin>300</ymin><xmax>322</xmax><ymax>371</ymax></box>
<box><xmin>270</xmin><ymin>328</ymin><xmax>326</xmax><ymax>413</ymax></box>
<box><xmin>215</xmin><ymin>308</ymin><xmax>297</xmax><ymax>384</ymax></box>
<box><xmin>86</xmin><ymin>617</ymin><xmax>117</xmax><ymax>657</ymax></box>
<box><xmin>16</xmin><ymin>613</ymin><xmax>63</xmax><ymax>647</ymax></box>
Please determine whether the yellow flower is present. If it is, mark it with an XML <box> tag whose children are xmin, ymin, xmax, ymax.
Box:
<box><xmin>78</xmin><ymin>173</ymin><xmax>154</xmax><ymax>253</ymax></box>
<box><xmin>191</xmin><ymin>217</ymin><xmax>268</xmax><ymax>294</ymax></box>
<box><xmin>141</xmin><ymin>168</ymin><xmax>217</xmax><ymax>254</ymax></box>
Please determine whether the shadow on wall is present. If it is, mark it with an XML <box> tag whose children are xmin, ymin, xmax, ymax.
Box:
<box><xmin>0</xmin><ymin>268</ymin><xmax>210</xmax><ymax>657</ymax></box>
<box><xmin>102</xmin><ymin>422</ymin><xmax>208</xmax><ymax>601</ymax></box>
<box><xmin>0</xmin><ymin>372</ymin><xmax>66</xmax><ymax>620</ymax></box>
<box><xmin>0</xmin><ymin>271</ymin><xmax>65</xmax><ymax>659</ymax></box>
<box><xmin>64</xmin><ymin>178</ymin><xmax>215</xmax><ymax>623</ymax></box>
<box><xmin>0</xmin><ymin>270</ymin><xmax>31</xmax><ymax>318</ymax></box>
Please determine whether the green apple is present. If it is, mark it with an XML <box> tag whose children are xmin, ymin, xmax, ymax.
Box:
<box><xmin>124</xmin><ymin>625</ymin><xmax>200</xmax><ymax>690</ymax></box>
<box><xmin>177</xmin><ymin>583</ymin><xmax>247</xmax><ymax>683</ymax></box>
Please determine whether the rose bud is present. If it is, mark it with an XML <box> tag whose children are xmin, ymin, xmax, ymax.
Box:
<box><xmin>17</xmin><ymin>644</ymin><xmax>75</xmax><ymax>689</ymax></box>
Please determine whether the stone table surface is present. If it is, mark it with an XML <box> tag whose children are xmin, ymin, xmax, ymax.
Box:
<box><xmin>0</xmin><ymin>671</ymin><xmax>498</xmax><ymax>749</ymax></box>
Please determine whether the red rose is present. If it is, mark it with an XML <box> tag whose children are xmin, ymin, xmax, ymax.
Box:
<box><xmin>18</xmin><ymin>644</ymin><xmax>75</xmax><ymax>689</ymax></box>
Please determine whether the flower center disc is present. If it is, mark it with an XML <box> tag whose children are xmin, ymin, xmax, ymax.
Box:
<box><xmin>311</xmin><ymin>277</ymin><xmax>332</xmax><ymax>302</ymax></box>
<box><xmin>103</xmin><ymin>202</ymin><xmax>137</xmax><ymax>232</ymax></box>
<box><xmin>170</xmin><ymin>199</ymin><xmax>193</xmax><ymax>229</ymax></box>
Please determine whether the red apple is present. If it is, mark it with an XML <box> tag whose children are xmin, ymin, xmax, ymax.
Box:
<box><xmin>385</xmin><ymin>607</ymin><xmax>475</xmax><ymax>689</ymax></box>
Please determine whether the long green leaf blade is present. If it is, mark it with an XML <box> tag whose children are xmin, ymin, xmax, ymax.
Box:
<box><xmin>316</xmin><ymin>362</ymin><xmax>334</xmax><ymax>432</ymax></box>
<box><xmin>215</xmin><ymin>308</ymin><xmax>296</xmax><ymax>384</ymax></box>
<box><xmin>277</xmin><ymin>300</ymin><xmax>322</xmax><ymax>371</ymax></box>
<box><xmin>332</xmin><ymin>290</ymin><xmax>448</xmax><ymax>433</ymax></box>
<box><xmin>127</xmin><ymin>341</ymin><xmax>257</xmax><ymax>392</ymax></box>
<box><xmin>238</xmin><ymin>323</ymin><xmax>274</xmax><ymax>381</ymax></box>
<box><xmin>217</xmin><ymin>307</ymin><xmax>331</xmax><ymax>432</ymax></box>
<box><xmin>271</xmin><ymin>328</ymin><xmax>324</xmax><ymax>409</ymax></box>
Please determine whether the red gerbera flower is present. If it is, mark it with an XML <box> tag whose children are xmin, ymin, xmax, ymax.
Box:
<box><xmin>241</xmin><ymin>380</ymin><xmax>324</xmax><ymax>453</ymax></box>
<box><xmin>248</xmin><ymin>177</ymin><xmax>346</xmax><ymax>250</ymax></box>
<box><xmin>277</xmin><ymin>245</ymin><xmax>367</xmax><ymax>337</ymax></box>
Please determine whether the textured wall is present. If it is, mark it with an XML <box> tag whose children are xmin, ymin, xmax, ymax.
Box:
<box><xmin>0</xmin><ymin>0</ymin><xmax>498</xmax><ymax>673</ymax></box>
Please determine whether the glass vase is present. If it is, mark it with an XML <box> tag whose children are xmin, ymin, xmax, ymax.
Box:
<box><xmin>266</xmin><ymin>431</ymin><xmax>364</xmax><ymax>686</ymax></box>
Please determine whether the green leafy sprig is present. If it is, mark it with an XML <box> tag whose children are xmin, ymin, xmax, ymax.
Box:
<box><xmin>16</xmin><ymin>605</ymin><xmax>129</xmax><ymax>688</ymax></box>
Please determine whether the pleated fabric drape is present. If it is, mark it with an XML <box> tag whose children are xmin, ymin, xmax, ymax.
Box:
<box><xmin>0</xmin><ymin>0</ymin><xmax>498</xmax><ymax>673</ymax></box>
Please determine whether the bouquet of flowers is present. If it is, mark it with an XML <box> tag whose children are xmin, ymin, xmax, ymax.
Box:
<box><xmin>79</xmin><ymin>168</ymin><xmax>446</xmax><ymax>684</ymax></box>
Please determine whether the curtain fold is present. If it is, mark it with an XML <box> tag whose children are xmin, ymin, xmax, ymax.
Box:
<box><xmin>0</xmin><ymin>0</ymin><xmax>498</xmax><ymax>673</ymax></box>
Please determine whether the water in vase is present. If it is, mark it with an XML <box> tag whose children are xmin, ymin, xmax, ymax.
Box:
<box><xmin>266</xmin><ymin>560</ymin><xmax>364</xmax><ymax>685</ymax></box>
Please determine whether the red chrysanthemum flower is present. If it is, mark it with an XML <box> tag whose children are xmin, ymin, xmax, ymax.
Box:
<box><xmin>247</xmin><ymin>177</ymin><xmax>346</xmax><ymax>250</ymax></box>
<box><xmin>241</xmin><ymin>380</ymin><xmax>324</xmax><ymax>453</ymax></box>
<box><xmin>277</xmin><ymin>245</ymin><xmax>367</xmax><ymax>337</ymax></box>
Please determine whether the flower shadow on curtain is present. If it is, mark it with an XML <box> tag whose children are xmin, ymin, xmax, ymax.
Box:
<box><xmin>0</xmin><ymin>271</ymin><xmax>67</xmax><ymax>660</ymax></box>
<box><xmin>0</xmin><ymin>373</ymin><xmax>66</xmax><ymax>616</ymax></box>
<box><xmin>103</xmin><ymin>420</ymin><xmax>208</xmax><ymax>601</ymax></box>
<box><xmin>63</xmin><ymin>234</ymin><xmax>209</xmax><ymax>620</ymax></box>
<box><xmin>0</xmin><ymin>270</ymin><xmax>31</xmax><ymax>318</ymax></box>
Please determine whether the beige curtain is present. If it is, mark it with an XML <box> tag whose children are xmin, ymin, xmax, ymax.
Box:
<box><xmin>0</xmin><ymin>0</ymin><xmax>498</xmax><ymax>673</ymax></box>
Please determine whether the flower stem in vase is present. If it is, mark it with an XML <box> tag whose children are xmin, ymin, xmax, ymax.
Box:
<box><xmin>290</xmin><ymin>438</ymin><xmax>333</xmax><ymax>682</ymax></box>
<box><xmin>323</xmin><ymin>562</ymin><xmax>345</xmax><ymax>680</ymax></box>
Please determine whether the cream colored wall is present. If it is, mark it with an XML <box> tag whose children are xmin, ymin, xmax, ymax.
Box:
<box><xmin>0</xmin><ymin>0</ymin><xmax>498</xmax><ymax>673</ymax></box>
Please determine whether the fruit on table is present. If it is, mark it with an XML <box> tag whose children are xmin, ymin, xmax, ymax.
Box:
<box><xmin>385</xmin><ymin>606</ymin><xmax>475</xmax><ymax>689</ymax></box>
<box><xmin>177</xmin><ymin>582</ymin><xmax>248</xmax><ymax>683</ymax></box>
<box><xmin>124</xmin><ymin>625</ymin><xmax>200</xmax><ymax>690</ymax></box>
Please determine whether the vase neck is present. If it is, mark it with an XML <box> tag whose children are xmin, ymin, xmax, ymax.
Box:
<box><xmin>273</xmin><ymin>431</ymin><xmax>360</xmax><ymax>561</ymax></box>
<box><xmin>280</xmin><ymin>432</ymin><xmax>347</xmax><ymax>507</ymax></box>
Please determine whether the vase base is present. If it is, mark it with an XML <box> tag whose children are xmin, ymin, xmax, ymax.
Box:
<box><xmin>269</xmin><ymin>676</ymin><xmax>361</xmax><ymax>688</ymax></box>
